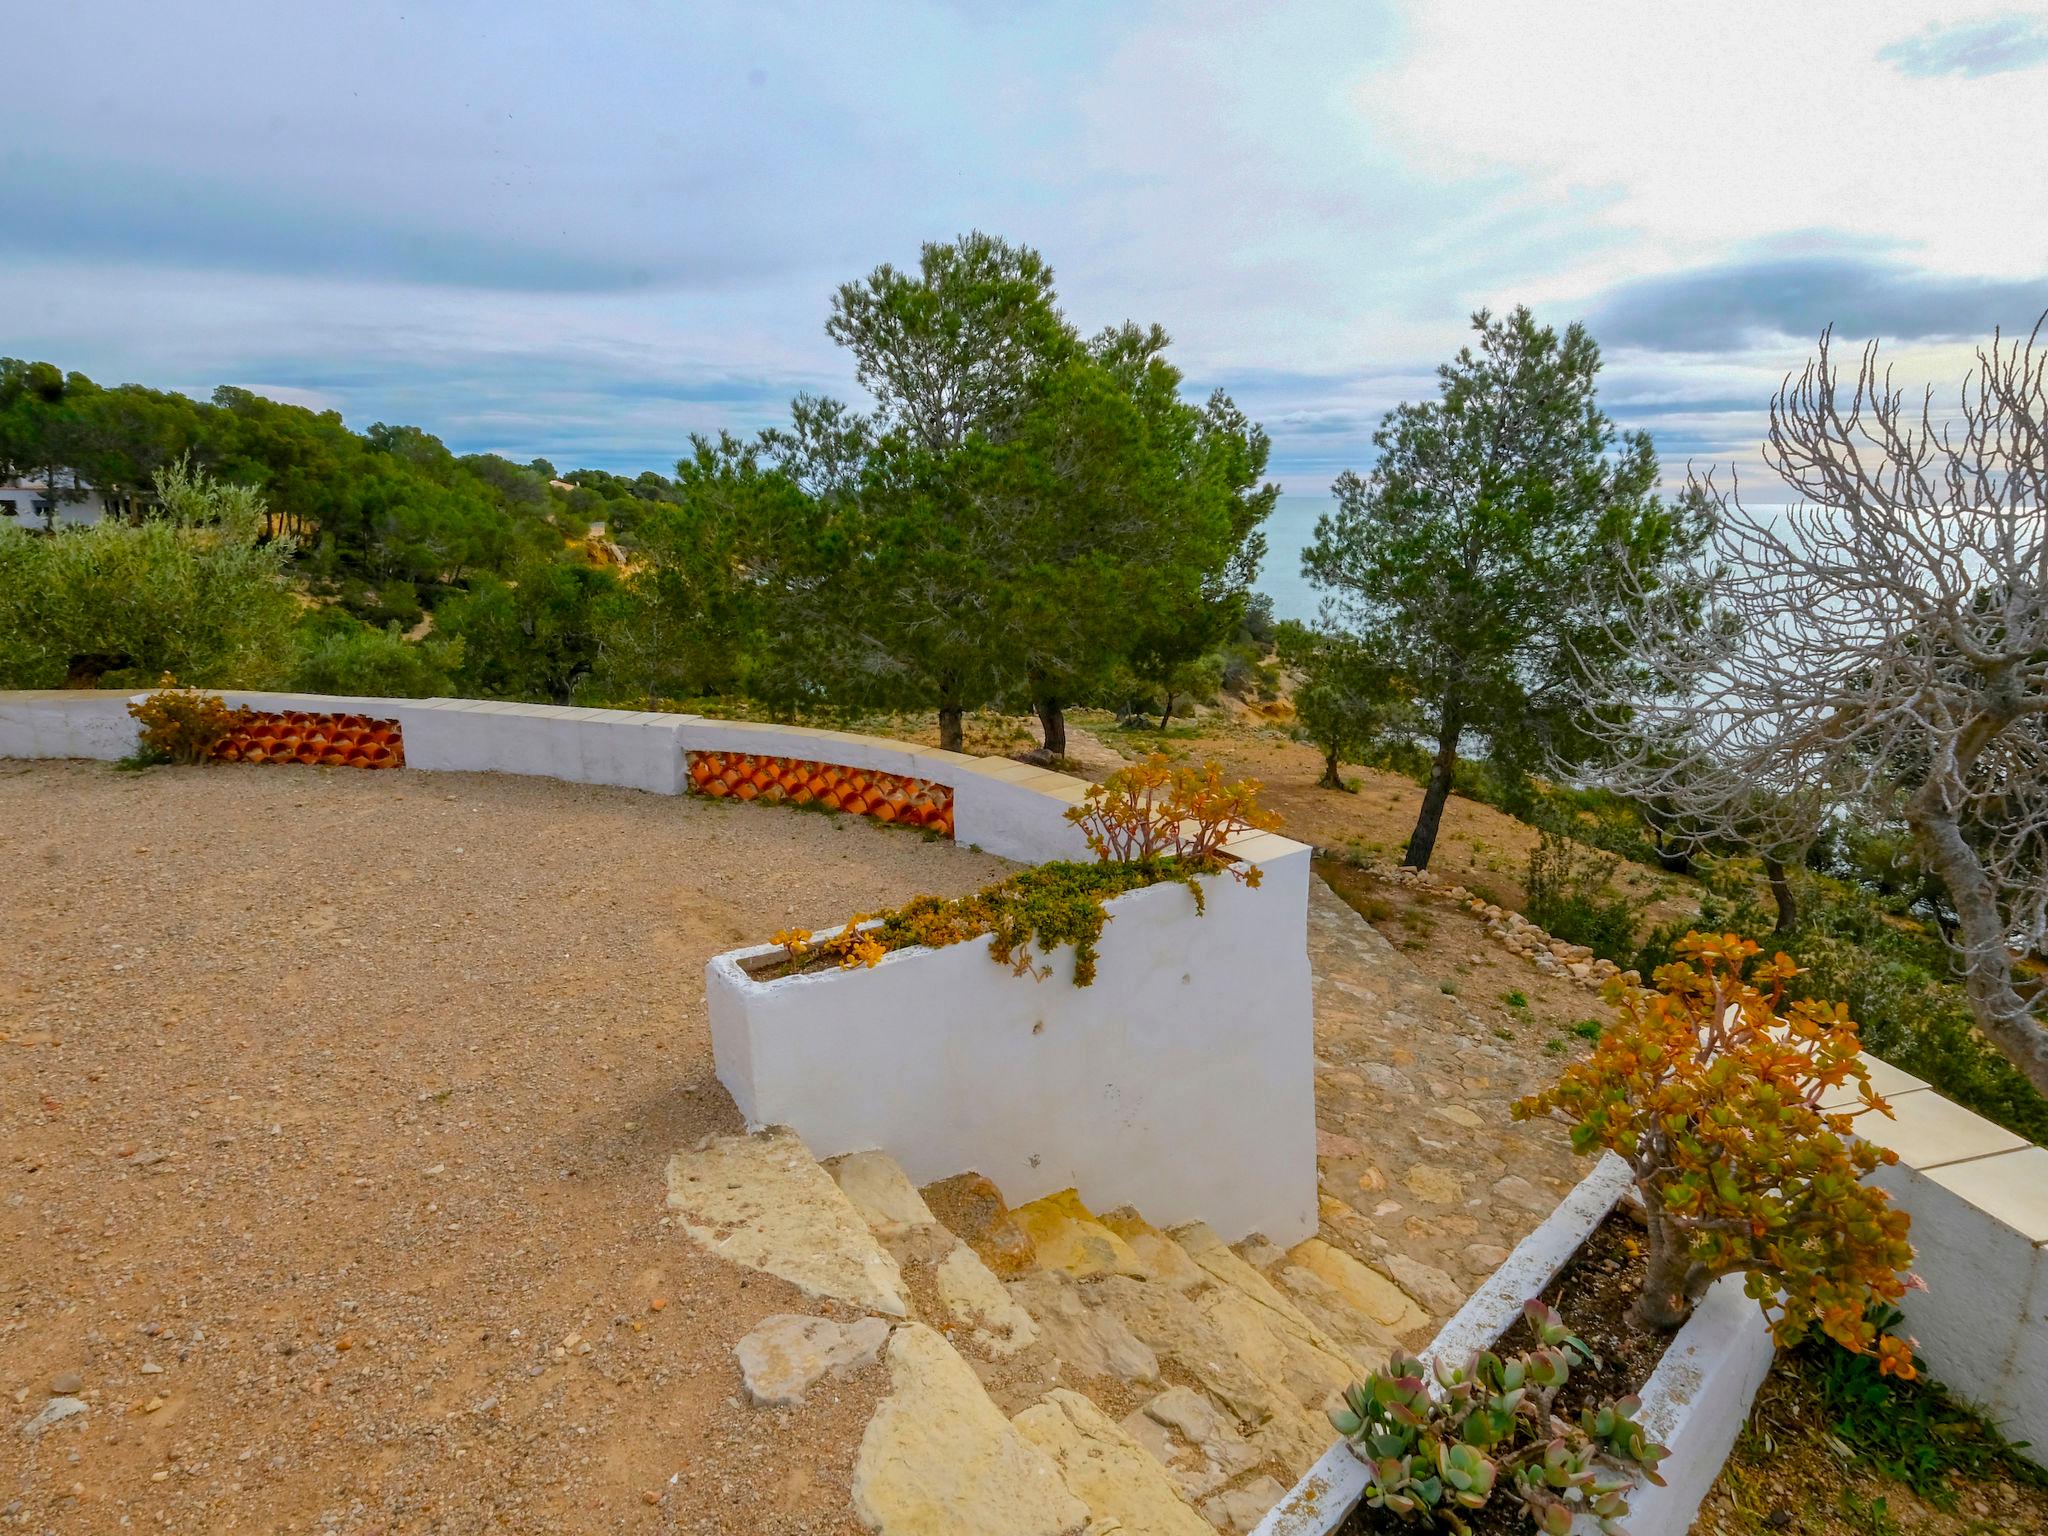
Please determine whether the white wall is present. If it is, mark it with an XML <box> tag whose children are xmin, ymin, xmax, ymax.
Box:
<box><xmin>1844</xmin><ymin>1066</ymin><xmax>2048</xmax><ymax>1453</ymax></box>
<box><xmin>708</xmin><ymin>832</ymin><xmax>1318</xmax><ymax>1245</ymax></box>
<box><xmin>0</xmin><ymin>691</ymin><xmax>142</xmax><ymax>759</ymax></box>
<box><xmin>0</xmin><ymin>486</ymin><xmax>113</xmax><ymax>529</ymax></box>
<box><xmin>394</xmin><ymin>700</ymin><xmax>691</xmax><ymax>795</ymax></box>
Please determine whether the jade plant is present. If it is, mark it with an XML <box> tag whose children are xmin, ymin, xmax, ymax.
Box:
<box><xmin>1332</xmin><ymin>1300</ymin><xmax>1667</xmax><ymax>1535</ymax></box>
<box><xmin>763</xmin><ymin>758</ymin><xmax>1280</xmax><ymax>986</ymax></box>
<box><xmin>1063</xmin><ymin>752</ymin><xmax>1280</xmax><ymax>881</ymax></box>
<box><xmin>1514</xmin><ymin>933</ymin><xmax>1918</xmax><ymax>1374</ymax></box>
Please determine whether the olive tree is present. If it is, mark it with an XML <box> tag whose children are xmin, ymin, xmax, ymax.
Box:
<box><xmin>0</xmin><ymin>458</ymin><xmax>297</xmax><ymax>688</ymax></box>
<box><xmin>1585</xmin><ymin>318</ymin><xmax>2048</xmax><ymax>1095</ymax></box>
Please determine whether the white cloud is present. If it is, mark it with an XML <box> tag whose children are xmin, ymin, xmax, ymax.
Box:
<box><xmin>1360</xmin><ymin>1</ymin><xmax>2048</xmax><ymax>292</ymax></box>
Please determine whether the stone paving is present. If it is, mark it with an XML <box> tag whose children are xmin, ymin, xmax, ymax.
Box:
<box><xmin>1303</xmin><ymin>876</ymin><xmax>1590</xmax><ymax>1327</ymax></box>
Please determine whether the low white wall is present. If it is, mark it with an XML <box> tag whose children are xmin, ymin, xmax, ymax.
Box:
<box><xmin>0</xmin><ymin>689</ymin><xmax>413</xmax><ymax>763</ymax></box>
<box><xmin>708</xmin><ymin>833</ymin><xmax>1318</xmax><ymax>1245</ymax></box>
<box><xmin>668</xmin><ymin>717</ymin><xmax>1095</xmax><ymax>863</ymax></box>
<box><xmin>1845</xmin><ymin>1065</ymin><xmax>2048</xmax><ymax>1453</ymax></box>
<box><xmin>0</xmin><ymin>691</ymin><xmax>141</xmax><ymax>760</ymax></box>
<box><xmin>395</xmin><ymin>700</ymin><xmax>692</xmax><ymax>795</ymax></box>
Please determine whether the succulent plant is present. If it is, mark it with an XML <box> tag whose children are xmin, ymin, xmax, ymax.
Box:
<box><xmin>1330</xmin><ymin>1300</ymin><xmax>1668</xmax><ymax>1536</ymax></box>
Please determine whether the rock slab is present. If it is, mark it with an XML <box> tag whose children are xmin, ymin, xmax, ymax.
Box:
<box><xmin>1013</xmin><ymin>1389</ymin><xmax>1214</xmax><ymax>1536</ymax></box>
<box><xmin>853</xmin><ymin>1324</ymin><xmax>1088</xmax><ymax>1536</ymax></box>
<box><xmin>665</xmin><ymin>1128</ymin><xmax>909</xmax><ymax>1317</ymax></box>
<box><xmin>734</xmin><ymin>1313</ymin><xmax>891</xmax><ymax>1407</ymax></box>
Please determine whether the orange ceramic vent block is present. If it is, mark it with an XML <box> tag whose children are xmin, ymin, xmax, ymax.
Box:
<box><xmin>215</xmin><ymin>711</ymin><xmax>405</xmax><ymax>769</ymax></box>
<box><xmin>687</xmin><ymin>751</ymin><xmax>954</xmax><ymax>837</ymax></box>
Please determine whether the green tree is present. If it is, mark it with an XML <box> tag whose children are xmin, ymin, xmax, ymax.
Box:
<box><xmin>1304</xmin><ymin>306</ymin><xmax>1706</xmax><ymax>869</ymax></box>
<box><xmin>435</xmin><ymin>555</ymin><xmax>623</xmax><ymax>703</ymax></box>
<box><xmin>1275</xmin><ymin>622</ymin><xmax>1409</xmax><ymax>790</ymax></box>
<box><xmin>827</xmin><ymin>230</ymin><xmax>1072</xmax><ymax>454</ymax></box>
<box><xmin>0</xmin><ymin>459</ymin><xmax>298</xmax><ymax>687</ymax></box>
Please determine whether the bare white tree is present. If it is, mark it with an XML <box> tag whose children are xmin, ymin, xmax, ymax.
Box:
<box><xmin>1584</xmin><ymin>317</ymin><xmax>2048</xmax><ymax>1095</ymax></box>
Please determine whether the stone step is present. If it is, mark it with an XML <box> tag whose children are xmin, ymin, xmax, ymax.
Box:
<box><xmin>664</xmin><ymin>1127</ymin><xmax>909</xmax><ymax>1316</ymax></box>
<box><xmin>1014</xmin><ymin>1389</ymin><xmax>1216</xmax><ymax>1536</ymax></box>
<box><xmin>827</xmin><ymin>1150</ymin><xmax>1042</xmax><ymax>1359</ymax></box>
<box><xmin>854</xmin><ymin>1323</ymin><xmax>1091</xmax><ymax>1536</ymax></box>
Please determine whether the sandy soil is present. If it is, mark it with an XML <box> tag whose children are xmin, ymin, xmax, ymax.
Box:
<box><xmin>0</xmin><ymin>760</ymin><xmax>1013</xmax><ymax>1535</ymax></box>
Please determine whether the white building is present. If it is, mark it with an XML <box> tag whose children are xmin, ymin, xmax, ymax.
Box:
<box><xmin>0</xmin><ymin>475</ymin><xmax>118</xmax><ymax>530</ymax></box>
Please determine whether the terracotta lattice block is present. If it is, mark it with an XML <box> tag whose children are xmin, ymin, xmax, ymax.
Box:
<box><xmin>214</xmin><ymin>711</ymin><xmax>405</xmax><ymax>769</ymax></box>
<box><xmin>687</xmin><ymin>751</ymin><xmax>953</xmax><ymax>837</ymax></box>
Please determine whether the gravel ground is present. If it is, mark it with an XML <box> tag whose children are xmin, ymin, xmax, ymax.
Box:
<box><xmin>0</xmin><ymin>760</ymin><xmax>1015</xmax><ymax>1535</ymax></box>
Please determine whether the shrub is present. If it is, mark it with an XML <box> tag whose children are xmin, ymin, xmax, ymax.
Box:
<box><xmin>1523</xmin><ymin>830</ymin><xmax>1640</xmax><ymax>964</ymax></box>
<box><xmin>1515</xmin><ymin>933</ymin><xmax>1917</xmax><ymax>1367</ymax></box>
<box><xmin>1064</xmin><ymin>754</ymin><xmax>1280</xmax><ymax>878</ymax></box>
<box><xmin>768</xmin><ymin>759</ymin><xmax>1280</xmax><ymax>989</ymax></box>
<box><xmin>126</xmin><ymin>679</ymin><xmax>250</xmax><ymax>765</ymax></box>
<box><xmin>0</xmin><ymin>464</ymin><xmax>297</xmax><ymax>689</ymax></box>
<box><xmin>1635</xmin><ymin>862</ymin><xmax>2048</xmax><ymax>1146</ymax></box>
<box><xmin>291</xmin><ymin>620</ymin><xmax>458</xmax><ymax>698</ymax></box>
<box><xmin>1331</xmin><ymin>1300</ymin><xmax>1667</xmax><ymax>1535</ymax></box>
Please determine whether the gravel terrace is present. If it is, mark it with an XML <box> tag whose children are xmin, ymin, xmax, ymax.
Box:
<box><xmin>0</xmin><ymin>760</ymin><xmax>1014</xmax><ymax>1536</ymax></box>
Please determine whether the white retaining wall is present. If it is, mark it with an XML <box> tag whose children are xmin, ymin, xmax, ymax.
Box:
<box><xmin>708</xmin><ymin>830</ymin><xmax>1317</xmax><ymax>1245</ymax></box>
<box><xmin>1830</xmin><ymin>1058</ymin><xmax>2048</xmax><ymax>1452</ymax></box>
<box><xmin>0</xmin><ymin>690</ymin><xmax>142</xmax><ymax>760</ymax></box>
<box><xmin>393</xmin><ymin>699</ymin><xmax>693</xmax><ymax>796</ymax></box>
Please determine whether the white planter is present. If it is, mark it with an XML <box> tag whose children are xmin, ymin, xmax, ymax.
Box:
<box><xmin>707</xmin><ymin>850</ymin><xmax>1319</xmax><ymax>1246</ymax></box>
<box><xmin>1251</xmin><ymin>1154</ymin><xmax>1775</xmax><ymax>1536</ymax></box>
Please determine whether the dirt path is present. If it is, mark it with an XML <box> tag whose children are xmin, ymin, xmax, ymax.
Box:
<box><xmin>1</xmin><ymin>761</ymin><xmax>1013</xmax><ymax>1535</ymax></box>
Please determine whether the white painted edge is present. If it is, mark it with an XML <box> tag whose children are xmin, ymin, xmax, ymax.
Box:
<box><xmin>1250</xmin><ymin>1153</ymin><xmax>1770</xmax><ymax>1536</ymax></box>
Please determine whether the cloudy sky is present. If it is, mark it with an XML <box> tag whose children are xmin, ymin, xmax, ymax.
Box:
<box><xmin>8</xmin><ymin>1</ymin><xmax>2047</xmax><ymax>522</ymax></box>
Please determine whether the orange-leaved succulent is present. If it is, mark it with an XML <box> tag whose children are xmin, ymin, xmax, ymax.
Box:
<box><xmin>1064</xmin><ymin>753</ymin><xmax>1279</xmax><ymax>881</ymax></box>
<box><xmin>127</xmin><ymin>677</ymin><xmax>251</xmax><ymax>766</ymax></box>
<box><xmin>1514</xmin><ymin>932</ymin><xmax>1917</xmax><ymax>1372</ymax></box>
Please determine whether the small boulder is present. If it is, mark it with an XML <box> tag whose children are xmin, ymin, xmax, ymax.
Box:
<box><xmin>921</xmin><ymin>1171</ymin><xmax>1036</xmax><ymax>1278</ymax></box>
<box><xmin>21</xmin><ymin>1397</ymin><xmax>87</xmax><ymax>1438</ymax></box>
<box><xmin>734</xmin><ymin>1313</ymin><xmax>891</xmax><ymax>1407</ymax></box>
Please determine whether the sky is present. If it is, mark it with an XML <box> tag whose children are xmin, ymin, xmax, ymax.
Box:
<box><xmin>7</xmin><ymin>0</ymin><xmax>2048</xmax><ymax>595</ymax></box>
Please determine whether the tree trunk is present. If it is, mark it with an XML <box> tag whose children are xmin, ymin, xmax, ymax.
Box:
<box><xmin>1632</xmin><ymin>1210</ymin><xmax>1698</xmax><ymax>1333</ymax></box>
<box><xmin>1319</xmin><ymin>743</ymin><xmax>1344</xmax><ymax>791</ymax></box>
<box><xmin>1158</xmin><ymin>691</ymin><xmax>1175</xmax><ymax>731</ymax></box>
<box><xmin>1763</xmin><ymin>855</ymin><xmax>1798</xmax><ymax>934</ymax></box>
<box><xmin>1402</xmin><ymin>706</ymin><xmax>1462</xmax><ymax>870</ymax></box>
<box><xmin>1034</xmin><ymin>696</ymin><xmax>1067</xmax><ymax>759</ymax></box>
<box><xmin>937</xmin><ymin>703</ymin><xmax>964</xmax><ymax>754</ymax></box>
<box><xmin>1910</xmin><ymin>802</ymin><xmax>2048</xmax><ymax>1097</ymax></box>
<box><xmin>1647</xmin><ymin>823</ymin><xmax>1693</xmax><ymax>876</ymax></box>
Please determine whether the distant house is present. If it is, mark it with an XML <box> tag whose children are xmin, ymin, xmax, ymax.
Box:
<box><xmin>0</xmin><ymin>474</ymin><xmax>118</xmax><ymax>530</ymax></box>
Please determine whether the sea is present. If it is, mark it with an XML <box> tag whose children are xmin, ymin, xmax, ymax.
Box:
<box><xmin>1253</xmin><ymin>493</ymin><xmax>1333</xmax><ymax>623</ymax></box>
